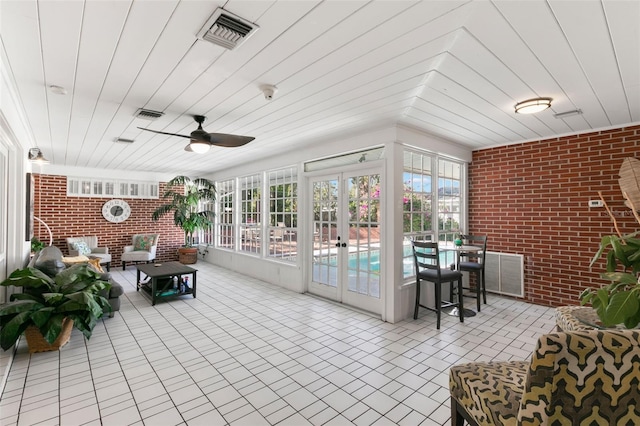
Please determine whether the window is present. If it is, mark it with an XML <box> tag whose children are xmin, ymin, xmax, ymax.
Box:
<box><xmin>215</xmin><ymin>179</ymin><xmax>234</xmax><ymax>249</ymax></box>
<box><xmin>267</xmin><ymin>168</ymin><xmax>297</xmax><ymax>261</ymax></box>
<box><xmin>402</xmin><ymin>150</ymin><xmax>465</xmax><ymax>278</ymax></box>
<box><xmin>438</xmin><ymin>159</ymin><xmax>462</xmax><ymax>243</ymax></box>
<box><xmin>402</xmin><ymin>151</ymin><xmax>433</xmax><ymax>277</ymax></box>
<box><xmin>239</xmin><ymin>174</ymin><xmax>261</xmax><ymax>255</ymax></box>
<box><xmin>66</xmin><ymin>177</ymin><xmax>158</xmax><ymax>198</ymax></box>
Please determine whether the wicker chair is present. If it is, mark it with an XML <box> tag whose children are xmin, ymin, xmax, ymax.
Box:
<box><xmin>449</xmin><ymin>329</ymin><xmax>640</xmax><ymax>425</ymax></box>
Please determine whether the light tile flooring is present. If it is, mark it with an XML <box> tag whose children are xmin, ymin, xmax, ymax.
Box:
<box><xmin>0</xmin><ymin>262</ymin><xmax>556</xmax><ymax>425</ymax></box>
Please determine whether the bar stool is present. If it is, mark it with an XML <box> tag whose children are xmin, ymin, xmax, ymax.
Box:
<box><xmin>412</xmin><ymin>241</ymin><xmax>464</xmax><ymax>329</ymax></box>
<box><xmin>453</xmin><ymin>235</ymin><xmax>487</xmax><ymax>312</ymax></box>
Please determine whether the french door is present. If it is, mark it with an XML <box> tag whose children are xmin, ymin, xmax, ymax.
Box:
<box><xmin>308</xmin><ymin>168</ymin><xmax>382</xmax><ymax>315</ymax></box>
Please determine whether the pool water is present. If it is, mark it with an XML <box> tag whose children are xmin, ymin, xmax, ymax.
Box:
<box><xmin>324</xmin><ymin>245</ymin><xmax>455</xmax><ymax>277</ymax></box>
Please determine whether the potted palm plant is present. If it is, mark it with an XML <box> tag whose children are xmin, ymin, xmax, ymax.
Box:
<box><xmin>0</xmin><ymin>264</ymin><xmax>111</xmax><ymax>352</ymax></box>
<box><xmin>152</xmin><ymin>176</ymin><xmax>216</xmax><ymax>264</ymax></box>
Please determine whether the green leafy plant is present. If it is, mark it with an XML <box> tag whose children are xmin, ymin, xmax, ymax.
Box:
<box><xmin>580</xmin><ymin>231</ymin><xmax>640</xmax><ymax>328</ymax></box>
<box><xmin>152</xmin><ymin>176</ymin><xmax>216</xmax><ymax>247</ymax></box>
<box><xmin>30</xmin><ymin>237</ymin><xmax>45</xmax><ymax>253</ymax></box>
<box><xmin>0</xmin><ymin>264</ymin><xmax>112</xmax><ymax>350</ymax></box>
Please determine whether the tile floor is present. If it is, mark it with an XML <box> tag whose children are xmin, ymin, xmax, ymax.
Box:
<box><xmin>0</xmin><ymin>262</ymin><xmax>556</xmax><ymax>425</ymax></box>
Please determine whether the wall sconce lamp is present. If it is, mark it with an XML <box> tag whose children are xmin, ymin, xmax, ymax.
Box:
<box><xmin>514</xmin><ymin>97</ymin><xmax>552</xmax><ymax>114</ymax></box>
<box><xmin>28</xmin><ymin>148</ymin><xmax>50</xmax><ymax>164</ymax></box>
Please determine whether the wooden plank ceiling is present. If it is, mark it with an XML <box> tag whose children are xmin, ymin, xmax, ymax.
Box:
<box><xmin>1</xmin><ymin>0</ymin><xmax>638</xmax><ymax>175</ymax></box>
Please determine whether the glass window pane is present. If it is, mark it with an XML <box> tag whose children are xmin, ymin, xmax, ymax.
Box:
<box><xmin>239</xmin><ymin>174</ymin><xmax>261</xmax><ymax>255</ymax></box>
<box><xmin>267</xmin><ymin>167</ymin><xmax>297</xmax><ymax>262</ymax></box>
<box><xmin>215</xmin><ymin>179</ymin><xmax>235</xmax><ymax>250</ymax></box>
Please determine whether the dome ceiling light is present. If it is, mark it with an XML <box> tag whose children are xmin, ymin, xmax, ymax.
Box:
<box><xmin>514</xmin><ymin>97</ymin><xmax>552</xmax><ymax>114</ymax></box>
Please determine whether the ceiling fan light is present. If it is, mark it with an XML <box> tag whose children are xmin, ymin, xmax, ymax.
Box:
<box><xmin>190</xmin><ymin>140</ymin><xmax>210</xmax><ymax>154</ymax></box>
<box><xmin>515</xmin><ymin>97</ymin><xmax>552</xmax><ymax>114</ymax></box>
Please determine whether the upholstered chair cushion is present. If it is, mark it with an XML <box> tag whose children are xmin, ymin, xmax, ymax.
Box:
<box><xmin>450</xmin><ymin>330</ymin><xmax>640</xmax><ymax>426</ymax></box>
<box><xmin>450</xmin><ymin>361</ymin><xmax>529</xmax><ymax>425</ymax></box>
<box><xmin>518</xmin><ymin>330</ymin><xmax>640</xmax><ymax>424</ymax></box>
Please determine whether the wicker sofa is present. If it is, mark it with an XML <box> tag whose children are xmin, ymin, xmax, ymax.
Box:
<box><xmin>449</xmin><ymin>329</ymin><xmax>640</xmax><ymax>425</ymax></box>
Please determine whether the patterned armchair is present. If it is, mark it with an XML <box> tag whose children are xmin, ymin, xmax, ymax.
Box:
<box><xmin>121</xmin><ymin>234</ymin><xmax>159</xmax><ymax>270</ymax></box>
<box><xmin>449</xmin><ymin>330</ymin><xmax>640</xmax><ymax>425</ymax></box>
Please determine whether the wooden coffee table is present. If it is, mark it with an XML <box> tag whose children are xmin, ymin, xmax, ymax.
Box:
<box><xmin>136</xmin><ymin>261</ymin><xmax>197</xmax><ymax>305</ymax></box>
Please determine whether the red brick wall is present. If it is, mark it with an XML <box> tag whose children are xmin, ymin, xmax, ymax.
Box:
<box><xmin>469</xmin><ymin>125</ymin><xmax>640</xmax><ymax>307</ymax></box>
<box><xmin>32</xmin><ymin>174</ymin><xmax>184</xmax><ymax>267</ymax></box>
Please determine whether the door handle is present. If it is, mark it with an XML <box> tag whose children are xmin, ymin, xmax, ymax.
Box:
<box><xmin>335</xmin><ymin>236</ymin><xmax>347</xmax><ymax>248</ymax></box>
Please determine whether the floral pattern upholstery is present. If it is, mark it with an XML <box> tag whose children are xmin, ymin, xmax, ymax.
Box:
<box><xmin>450</xmin><ymin>330</ymin><xmax>640</xmax><ymax>426</ymax></box>
<box><xmin>133</xmin><ymin>234</ymin><xmax>156</xmax><ymax>251</ymax></box>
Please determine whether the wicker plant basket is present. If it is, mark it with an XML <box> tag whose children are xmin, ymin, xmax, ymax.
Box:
<box><xmin>178</xmin><ymin>247</ymin><xmax>198</xmax><ymax>264</ymax></box>
<box><xmin>25</xmin><ymin>317</ymin><xmax>73</xmax><ymax>353</ymax></box>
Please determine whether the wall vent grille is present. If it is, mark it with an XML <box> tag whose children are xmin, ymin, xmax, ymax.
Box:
<box><xmin>197</xmin><ymin>8</ymin><xmax>258</xmax><ymax>50</ymax></box>
<box><xmin>482</xmin><ymin>251</ymin><xmax>524</xmax><ymax>297</ymax></box>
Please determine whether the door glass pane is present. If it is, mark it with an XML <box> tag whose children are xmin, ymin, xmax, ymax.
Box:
<box><xmin>312</xmin><ymin>179</ymin><xmax>338</xmax><ymax>287</ymax></box>
<box><xmin>346</xmin><ymin>174</ymin><xmax>380</xmax><ymax>298</ymax></box>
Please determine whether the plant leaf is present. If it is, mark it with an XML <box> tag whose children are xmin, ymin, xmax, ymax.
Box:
<box><xmin>0</xmin><ymin>267</ymin><xmax>54</xmax><ymax>291</ymax></box>
<box><xmin>0</xmin><ymin>299</ymin><xmax>42</xmax><ymax>317</ymax></box>
<box><xmin>600</xmin><ymin>272</ymin><xmax>638</xmax><ymax>284</ymax></box>
<box><xmin>40</xmin><ymin>315</ymin><xmax>67</xmax><ymax>344</ymax></box>
<box><xmin>0</xmin><ymin>311</ymin><xmax>32</xmax><ymax>350</ymax></box>
<box><xmin>604</xmin><ymin>291</ymin><xmax>639</xmax><ymax>326</ymax></box>
<box><xmin>31</xmin><ymin>307</ymin><xmax>55</xmax><ymax>327</ymax></box>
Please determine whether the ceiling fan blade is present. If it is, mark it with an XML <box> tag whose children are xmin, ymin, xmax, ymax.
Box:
<box><xmin>138</xmin><ymin>127</ymin><xmax>190</xmax><ymax>139</ymax></box>
<box><xmin>208</xmin><ymin>133</ymin><xmax>255</xmax><ymax>147</ymax></box>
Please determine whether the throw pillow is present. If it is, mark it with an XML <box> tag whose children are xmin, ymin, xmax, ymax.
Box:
<box><xmin>133</xmin><ymin>234</ymin><xmax>155</xmax><ymax>252</ymax></box>
<box><xmin>71</xmin><ymin>241</ymin><xmax>91</xmax><ymax>256</ymax></box>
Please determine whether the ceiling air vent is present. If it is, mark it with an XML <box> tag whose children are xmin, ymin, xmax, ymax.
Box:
<box><xmin>135</xmin><ymin>108</ymin><xmax>164</xmax><ymax>121</ymax></box>
<box><xmin>114</xmin><ymin>137</ymin><xmax>135</xmax><ymax>143</ymax></box>
<box><xmin>197</xmin><ymin>8</ymin><xmax>259</xmax><ymax>50</ymax></box>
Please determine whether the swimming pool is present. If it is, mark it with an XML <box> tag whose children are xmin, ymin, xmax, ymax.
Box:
<box><xmin>321</xmin><ymin>245</ymin><xmax>455</xmax><ymax>277</ymax></box>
